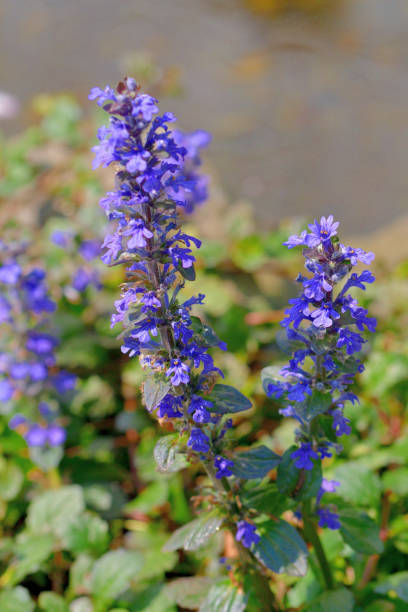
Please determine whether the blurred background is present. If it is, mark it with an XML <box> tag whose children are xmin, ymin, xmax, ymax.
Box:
<box><xmin>2</xmin><ymin>0</ymin><xmax>408</xmax><ymax>235</ymax></box>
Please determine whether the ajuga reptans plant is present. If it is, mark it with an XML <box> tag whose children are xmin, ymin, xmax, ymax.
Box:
<box><xmin>91</xmin><ymin>80</ymin><xmax>377</xmax><ymax>606</ymax></box>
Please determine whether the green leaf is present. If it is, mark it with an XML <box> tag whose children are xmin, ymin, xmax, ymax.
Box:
<box><xmin>64</xmin><ymin>512</ymin><xmax>109</xmax><ymax>556</ymax></box>
<box><xmin>27</xmin><ymin>485</ymin><xmax>84</xmax><ymax>540</ymax></box>
<box><xmin>231</xmin><ymin>445</ymin><xmax>281</xmax><ymax>479</ymax></box>
<box><xmin>208</xmin><ymin>384</ymin><xmax>251</xmax><ymax>415</ymax></box>
<box><xmin>0</xmin><ymin>587</ymin><xmax>35</xmax><ymax>612</ymax></box>
<box><xmin>297</xmin><ymin>391</ymin><xmax>332</xmax><ymax>421</ymax></box>
<box><xmin>143</xmin><ymin>376</ymin><xmax>171</xmax><ymax>412</ymax></box>
<box><xmin>90</xmin><ymin>549</ymin><xmax>142</xmax><ymax>609</ymax></box>
<box><xmin>254</xmin><ymin>519</ymin><xmax>308</xmax><ymax>576</ymax></box>
<box><xmin>69</xmin><ymin>554</ymin><xmax>94</xmax><ymax>595</ymax></box>
<box><xmin>153</xmin><ymin>435</ymin><xmax>188</xmax><ymax>473</ymax></box>
<box><xmin>29</xmin><ymin>445</ymin><xmax>63</xmax><ymax>470</ymax></box>
<box><xmin>178</xmin><ymin>262</ymin><xmax>196</xmax><ymax>281</ymax></box>
<box><xmin>165</xmin><ymin>577</ymin><xmax>213</xmax><ymax>609</ymax></box>
<box><xmin>277</xmin><ymin>446</ymin><xmax>322</xmax><ymax>500</ymax></box>
<box><xmin>163</xmin><ymin>512</ymin><xmax>223</xmax><ymax>552</ymax></box>
<box><xmin>199</xmin><ymin>580</ymin><xmax>248</xmax><ymax>612</ymax></box>
<box><xmin>0</xmin><ymin>460</ymin><xmax>23</xmax><ymax>500</ymax></box>
<box><xmin>190</xmin><ymin>316</ymin><xmax>224</xmax><ymax>347</ymax></box>
<box><xmin>11</xmin><ymin>532</ymin><xmax>54</xmax><ymax>584</ymax></box>
<box><xmin>125</xmin><ymin>481</ymin><xmax>169</xmax><ymax>514</ymax></box>
<box><xmin>133</xmin><ymin>583</ymin><xmax>177</xmax><ymax>612</ymax></box>
<box><xmin>38</xmin><ymin>592</ymin><xmax>69</xmax><ymax>612</ymax></box>
<box><xmin>137</xmin><ymin>547</ymin><xmax>178</xmax><ymax>582</ymax></box>
<box><xmin>335</xmin><ymin>462</ymin><xmax>381</xmax><ymax>508</ymax></box>
<box><xmin>338</xmin><ymin>508</ymin><xmax>384</xmax><ymax>554</ymax></box>
<box><xmin>305</xmin><ymin>587</ymin><xmax>354</xmax><ymax>612</ymax></box>
<box><xmin>382</xmin><ymin>468</ymin><xmax>408</xmax><ymax>496</ymax></box>
<box><xmin>241</xmin><ymin>483</ymin><xmax>294</xmax><ymax>515</ymax></box>
<box><xmin>375</xmin><ymin>572</ymin><xmax>408</xmax><ymax>603</ymax></box>
<box><xmin>275</xmin><ymin>329</ymin><xmax>305</xmax><ymax>355</ymax></box>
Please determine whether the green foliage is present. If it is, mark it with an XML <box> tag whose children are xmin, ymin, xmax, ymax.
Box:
<box><xmin>209</xmin><ymin>384</ymin><xmax>252</xmax><ymax>414</ymax></box>
<box><xmin>231</xmin><ymin>445</ymin><xmax>281</xmax><ymax>479</ymax></box>
<box><xmin>163</xmin><ymin>512</ymin><xmax>224</xmax><ymax>552</ymax></box>
<box><xmin>199</xmin><ymin>580</ymin><xmax>248</xmax><ymax>611</ymax></box>
<box><xmin>277</xmin><ymin>446</ymin><xmax>322</xmax><ymax>500</ymax></box>
<box><xmin>254</xmin><ymin>519</ymin><xmax>308</xmax><ymax>576</ymax></box>
<box><xmin>337</xmin><ymin>508</ymin><xmax>384</xmax><ymax>555</ymax></box>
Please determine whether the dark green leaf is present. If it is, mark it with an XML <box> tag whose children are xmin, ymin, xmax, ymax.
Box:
<box><xmin>297</xmin><ymin>391</ymin><xmax>332</xmax><ymax>421</ymax></box>
<box><xmin>178</xmin><ymin>263</ymin><xmax>196</xmax><ymax>281</ymax></box>
<box><xmin>153</xmin><ymin>435</ymin><xmax>188</xmax><ymax>473</ymax></box>
<box><xmin>241</xmin><ymin>483</ymin><xmax>295</xmax><ymax>515</ymax></box>
<box><xmin>254</xmin><ymin>519</ymin><xmax>308</xmax><ymax>576</ymax></box>
<box><xmin>190</xmin><ymin>316</ymin><xmax>223</xmax><ymax>347</ymax></box>
<box><xmin>199</xmin><ymin>580</ymin><xmax>248</xmax><ymax>612</ymax></box>
<box><xmin>143</xmin><ymin>376</ymin><xmax>171</xmax><ymax>411</ymax></box>
<box><xmin>163</xmin><ymin>512</ymin><xmax>223</xmax><ymax>552</ymax></box>
<box><xmin>231</xmin><ymin>445</ymin><xmax>281</xmax><ymax>479</ymax></box>
<box><xmin>208</xmin><ymin>384</ymin><xmax>251</xmax><ymax>415</ymax></box>
<box><xmin>275</xmin><ymin>329</ymin><xmax>305</xmax><ymax>355</ymax></box>
<box><xmin>277</xmin><ymin>446</ymin><xmax>322</xmax><ymax>500</ymax></box>
<box><xmin>338</xmin><ymin>508</ymin><xmax>384</xmax><ymax>555</ymax></box>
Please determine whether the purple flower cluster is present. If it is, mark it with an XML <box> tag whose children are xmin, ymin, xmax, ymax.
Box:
<box><xmin>316</xmin><ymin>478</ymin><xmax>341</xmax><ymax>529</ymax></box>
<box><xmin>266</xmin><ymin>216</ymin><xmax>375</xmax><ymax>528</ymax></box>
<box><xmin>9</xmin><ymin>402</ymin><xmax>66</xmax><ymax>448</ymax></box>
<box><xmin>92</xmin><ymin>79</ymin><xmax>260</xmax><ymax>550</ymax></box>
<box><xmin>91</xmin><ymin>79</ymin><xmax>233</xmax><ymax>472</ymax></box>
<box><xmin>0</xmin><ymin>241</ymin><xmax>75</xmax><ymax>450</ymax></box>
<box><xmin>51</xmin><ymin>231</ymin><xmax>102</xmax><ymax>293</ymax></box>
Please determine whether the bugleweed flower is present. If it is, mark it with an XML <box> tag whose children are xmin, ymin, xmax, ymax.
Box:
<box><xmin>91</xmin><ymin>78</ymin><xmax>259</xmax><ymax>548</ymax></box>
<box><xmin>51</xmin><ymin>231</ymin><xmax>102</xmax><ymax>294</ymax></box>
<box><xmin>268</xmin><ymin>216</ymin><xmax>375</xmax><ymax>528</ymax></box>
<box><xmin>0</xmin><ymin>240</ymin><xmax>75</xmax><ymax>452</ymax></box>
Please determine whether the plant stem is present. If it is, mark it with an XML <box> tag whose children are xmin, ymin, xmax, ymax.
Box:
<box><xmin>204</xmin><ymin>462</ymin><xmax>279</xmax><ymax>611</ymax></box>
<box><xmin>302</xmin><ymin>501</ymin><xmax>334</xmax><ymax>591</ymax></box>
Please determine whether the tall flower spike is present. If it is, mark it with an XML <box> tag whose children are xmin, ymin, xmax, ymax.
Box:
<box><xmin>91</xmin><ymin>79</ymin><xmax>262</xmax><ymax>551</ymax></box>
<box><xmin>266</xmin><ymin>215</ymin><xmax>375</xmax><ymax>527</ymax></box>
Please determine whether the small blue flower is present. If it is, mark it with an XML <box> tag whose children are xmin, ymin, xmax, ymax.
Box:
<box><xmin>291</xmin><ymin>443</ymin><xmax>319</xmax><ymax>470</ymax></box>
<box><xmin>166</xmin><ymin>359</ymin><xmax>190</xmax><ymax>386</ymax></box>
<box><xmin>187</xmin><ymin>428</ymin><xmax>210</xmax><ymax>453</ymax></box>
<box><xmin>235</xmin><ymin>520</ymin><xmax>260</xmax><ymax>549</ymax></box>
<box><xmin>317</xmin><ymin>507</ymin><xmax>341</xmax><ymax>530</ymax></box>
<box><xmin>214</xmin><ymin>456</ymin><xmax>234</xmax><ymax>478</ymax></box>
<box><xmin>306</xmin><ymin>215</ymin><xmax>339</xmax><ymax>248</ymax></box>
